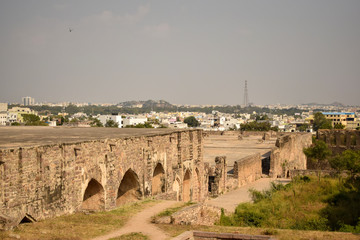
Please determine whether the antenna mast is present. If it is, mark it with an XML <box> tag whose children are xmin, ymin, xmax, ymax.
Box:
<box><xmin>244</xmin><ymin>80</ymin><xmax>249</xmax><ymax>107</ymax></box>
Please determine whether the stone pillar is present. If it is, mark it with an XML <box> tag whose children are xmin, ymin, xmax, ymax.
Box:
<box><xmin>214</xmin><ymin>156</ymin><xmax>227</xmax><ymax>195</ymax></box>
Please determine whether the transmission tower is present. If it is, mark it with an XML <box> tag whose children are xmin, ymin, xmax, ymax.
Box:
<box><xmin>244</xmin><ymin>80</ymin><xmax>249</xmax><ymax>107</ymax></box>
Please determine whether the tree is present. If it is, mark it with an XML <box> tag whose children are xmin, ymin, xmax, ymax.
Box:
<box><xmin>330</xmin><ymin>150</ymin><xmax>360</xmax><ymax>181</ymax></box>
<box><xmin>303</xmin><ymin>139</ymin><xmax>332</xmax><ymax>181</ymax></box>
<box><xmin>324</xmin><ymin>150</ymin><xmax>360</xmax><ymax>231</ymax></box>
<box><xmin>298</xmin><ymin>123</ymin><xmax>309</xmax><ymax>132</ymax></box>
<box><xmin>184</xmin><ymin>116</ymin><xmax>200</xmax><ymax>127</ymax></box>
<box><xmin>105</xmin><ymin>120</ymin><xmax>119</xmax><ymax>128</ymax></box>
<box><xmin>125</xmin><ymin>122</ymin><xmax>153</xmax><ymax>128</ymax></box>
<box><xmin>255</xmin><ymin>115</ymin><xmax>269</xmax><ymax>121</ymax></box>
<box><xmin>90</xmin><ymin>118</ymin><xmax>103</xmax><ymax>127</ymax></box>
<box><xmin>240</xmin><ymin>121</ymin><xmax>271</xmax><ymax>131</ymax></box>
<box><xmin>22</xmin><ymin>114</ymin><xmax>48</xmax><ymax>126</ymax></box>
<box><xmin>313</xmin><ymin>112</ymin><xmax>332</xmax><ymax>131</ymax></box>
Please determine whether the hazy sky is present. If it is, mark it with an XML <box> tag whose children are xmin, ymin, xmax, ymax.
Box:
<box><xmin>1</xmin><ymin>1</ymin><xmax>359</xmax><ymax>106</ymax></box>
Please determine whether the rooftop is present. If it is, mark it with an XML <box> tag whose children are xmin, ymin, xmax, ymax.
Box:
<box><xmin>0</xmin><ymin>126</ymin><xmax>182</xmax><ymax>149</ymax></box>
<box><xmin>322</xmin><ymin>112</ymin><xmax>355</xmax><ymax>115</ymax></box>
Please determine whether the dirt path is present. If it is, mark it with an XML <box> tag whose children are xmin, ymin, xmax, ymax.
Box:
<box><xmin>206</xmin><ymin>178</ymin><xmax>290</xmax><ymax>212</ymax></box>
<box><xmin>92</xmin><ymin>201</ymin><xmax>177</xmax><ymax>240</ymax></box>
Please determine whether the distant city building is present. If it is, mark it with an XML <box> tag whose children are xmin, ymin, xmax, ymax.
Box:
<box><xmin>0</xmin><ymin>103</ymin><xmax>8</xmax><ymax>112</ymax></box>
<box><xmin>7</xmin><ymin>112</ymin><xmax>18</xmax><ymax>125</ymax></box>
<box><xmin>122</xmin><ymin>116</ymin><xmax>147</xmax><ymax>127</ymax></box>
<box><xmin>0</xmin><ymin>103</ymin><xmax>17</xmax><ymax>125</ymax></box>
<box><xmin>322</xmin><ymin>112</ymin><xmax>355</xmax><ymax>128</ymax></box>
<box><xmin>346</xmin><ymin>121</ymin><xmax>360</xmax><ymax>130</ymax></box>
<box><xmin>22</xmin><ymin>96</ymin><xmax>35</xmax><ymax>106</ymax></box>
<box><xmin>0</xmin><ymin>112</ymin><xmax>7</xmax><ymax>125</ymax></box>
<box><xmin>8</xmin><ymin>107</ymin><xmax>37</xmax><ymax>123</ymax></box>
<box><xmin>98</xmin><ymin>115</ymin><xmax>122</xmax><ymax>128</ymax></box>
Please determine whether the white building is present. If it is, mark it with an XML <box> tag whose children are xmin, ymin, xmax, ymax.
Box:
<box><xmin>0</xmin><ymin>113</ymin><xmax>7</xmax><ymax>125</ymax></box>
<box><xmin>122</xmin><ymin>116</ymin><xmax>147</xmax><ymax>127</ymax></box>
<box><xmin>98</xmin><ymin>115</ymin><xmax>122</xmax><ymax>128</ymax></box>
<box><xmin>7</xmin><ymin>112</ymin><xmax>18</xmax><ymax>125</ymax></box>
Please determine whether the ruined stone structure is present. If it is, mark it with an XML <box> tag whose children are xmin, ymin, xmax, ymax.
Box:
<box><xmin>208</xmin><ymin>156</ymin><xmax>227</xmax><ymax>196</ymax></box>
<box><xmin>206</xmin><ymin>132</ymin><xmax>311</xmax><ymax>195</ymax></box>
<box><xmin>233</xmin><ymin>153</ymin><xmax>262</xmax><ymax>187</ymax></box>
<box><xmin>270</xmin><ymin>133</ymin><xmax>312</xmax><ymax>178</ymax></box>
<box><xmin>0</xmin><ymin>127</ymin><xmax>206</xmax><ymax>229</ymax></box>
<box><xmin>317</xmin><ymin>129</ymin><xmax>360</xmax><ymax>155</ymax></box>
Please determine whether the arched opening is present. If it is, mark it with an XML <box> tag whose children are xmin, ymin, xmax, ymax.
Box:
<box><xmin>172</xmin><ymin>177</ymin><xmax>180</xmax><ymax>201</ymax></box>
<box><xmin>183</xmin><ymin>169</ymin><xmax>191</xmax><ymax>202</ymax></box>
<box><xmin>81</xmin><ymin>179</ymin><xmax>105</xmax><ymax>211</ymax></box>
<box><xmin>152</xmin><ymin>163</ymin><xmax>165</xmax><ymax>196</ymax></box>
<box><xmin>193</xmin><ymin>168</ymin><xmax>201</xmax><ymax>202</ymax></box>
<box><xmin>117</xmin><ymin>169</ymin><xmax>142</xmax><ymax>206</ymax></box>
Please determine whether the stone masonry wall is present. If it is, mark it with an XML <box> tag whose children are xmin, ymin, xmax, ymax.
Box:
<box><xmin>270</xmin><ymin>133</ymin><xmax>312</xmax><ymax>178</ymax></box>
<box><xmin>317</xmin><ymin>129</ymin><xmax>360</xmax><ymax>155</ymax></box>
<box><xmin>233</xmin><ymin>153</ymin><xmax>262</xmax><ymax>187</ymax></box>
<box><xmin>0</xmin><ymin>129</ymin><xmax>205</xmax><ymax>229</ymax></box>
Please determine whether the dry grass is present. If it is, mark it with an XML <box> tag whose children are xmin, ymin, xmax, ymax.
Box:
<box><xmin>156</xmin><ymin>201</ymin><xmax>195</xmax><ymax>217</ymax></box>
<box><xmin>109</xmin><ymin>232</ymin><xmax>149</xmax><ymax>240</ymax></box>
<box><xmin>156</xmin><ymin>224</ymin><xmax>360</xmax><ymax>240</ymax></box>
<box><xmin>0</xmin><ymin>199</ymin><xmax>157</xmax><ymax>240</ymax></box>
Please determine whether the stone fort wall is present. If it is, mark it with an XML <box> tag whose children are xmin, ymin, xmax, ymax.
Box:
<box><xmin>0</xmin><ymin>129</ymin><xmax>205</xmax><ymax>229</ymax></box>
<box><xmin>317</xmin><ymin>129</ymin><xmax>360</xmax><ymax>155</ymax></box>
<box><xmin>270</xmin><ymin>133</ymin><xmax>312</xmax><ymax>178</ymax></box>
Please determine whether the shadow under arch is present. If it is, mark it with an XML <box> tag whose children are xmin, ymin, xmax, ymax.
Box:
<box><xmin>193</xmin><ymin>168</ymin><xmax>201</xmax><ymax>202</ymax></box>
<box><xmin>152</xmin><ymin>163</ymin><xmax>165</xmax><ymax>196</ymax></box>
<box><xmin>81</xmin><ymin>178</ymin><xmax>105</xmax><ymax>211</ymax></box>
<box><xmin>117</xmin><ymin>168</ymin><xmax>142</xmax><ymax>206</ymax></box>
<box><xmin>183</xmin><ymin>169</ymin><xmax>191</xmax><ymax>202</ymax></box>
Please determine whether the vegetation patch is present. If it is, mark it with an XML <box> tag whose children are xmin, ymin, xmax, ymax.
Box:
<box><xmin>157</xmin><ymin>223</ymin><xmax>360</xmax><ymax>240</ymax></box>
<box><xmin>1</xmin><ymin>199</ymin><xmax>157</xmax><ymax>240</ymax></box>
<box><xmin>109</xmin><ymin>232</ymin><xmax>149</xmax><ymax>240</ymax></box>
<box><xmin>157</xmin><ymin>201</ymin><xmax>195</xmax><ymax>217</ymax></box>
<box><xmin>218</xmin><ymin>176</ymin><xmax>360</xmax><ymax>233</ymax></box>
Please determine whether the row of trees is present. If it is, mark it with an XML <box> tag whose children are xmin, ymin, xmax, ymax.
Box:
<box><xmin>240</xmin><ymin>121</ymin><xmax>279</xmax><ymax>132</ymax></box>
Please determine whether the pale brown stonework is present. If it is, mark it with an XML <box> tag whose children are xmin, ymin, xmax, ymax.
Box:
<box><xmin>0</xmin><ymin>127</ymin><xmax>206</xmax><ymax>229</ymax></box>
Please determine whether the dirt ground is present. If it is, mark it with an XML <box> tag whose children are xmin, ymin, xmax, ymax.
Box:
<box><xmin>91</xmin><ymin>201</ymin><xmax>177</xmax><ymax>240</ymax></box>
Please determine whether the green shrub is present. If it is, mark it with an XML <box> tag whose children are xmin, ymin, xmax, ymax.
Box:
<box><xmin>219</xmin><ymin>176</ymin><xmax>356</xmax><ymax>232</ymax></box>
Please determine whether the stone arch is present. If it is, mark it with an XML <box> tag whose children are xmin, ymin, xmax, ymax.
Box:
<box><xmin>152</xmin><ymin>163</ymin><xmax>165</xmax><ymax>196</ymax></box>
<box><xmin>172</xmin><ymin>177</ymin><xmax>181</xmax><ymax>201</ymax></box>
<box><xmin>81</xmin><ymin>178</ymin><xmax>105</xmax><ymax>211</ymax></box>
<box><xmin>117</xmin><ymin>169</ymin><xmax>142</xmax><ymax>206</ymax></box>
<box><xmin>193</xmin><ymin>168</ymin><xmax>201</xmax><ymax>202</ymax></box>
<box><xmin>183</xmin><ymin>169</ymin><xmax>191</xmax><ymax>202</ymax></box>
